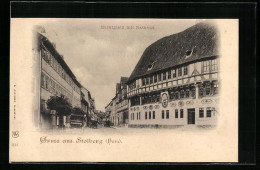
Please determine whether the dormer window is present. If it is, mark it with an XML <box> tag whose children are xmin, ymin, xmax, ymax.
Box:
<box><xmin>185</xmin><ymin>46</ymin><xmax>195</xmax><ymax>59</ymax></box>
<box><xmin>147</xmin><ymin>60</ymin><xmax>157</xmax><ymax>71</ymax></box>
<box><xmin>186</xmin><ymin>50</ymin><xmax>192</xmax><ymax>56</ymax></box>
<box><xmin>147</xmin><ymin>64</ymin><xmax>154</xmax><ymax>71</ymax></box>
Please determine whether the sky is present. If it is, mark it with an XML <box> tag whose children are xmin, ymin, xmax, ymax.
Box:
<box><xmin>41</xmin><ymin>19</ymin><xmax>197</xmax><ymax>111</ymax></box>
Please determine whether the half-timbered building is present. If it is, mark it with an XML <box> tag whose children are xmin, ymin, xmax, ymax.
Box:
<box><xmin>126</xmin><ymin>21</ymin><xmax>220</xmax><ymax>128</ymax></box>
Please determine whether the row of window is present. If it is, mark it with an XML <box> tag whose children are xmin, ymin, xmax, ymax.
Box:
<box><xmin>41</xmin><ymin>47</ymin><xmax>80</xmax><ymax>94</ymax></box>
<box><xmin>128</xmin><ymin>66</ymin><xmax>189</xmax><ymax>91</ymax></box>
<box><xmin>41</xmin><ymin>72</ymin><xmax>80</xmax><ymax>105</ymax></box>
<box><xmin>130</xmin><ymin>83</ymin><xmax>218</xmax><ymax>106</ymax></box>
<box><xmin>128</xmin><ymin>59</ymin><xmax>218</xmax><ymax>91</ymax></box>
<box><xmin>169</xmin><ymin>88</ymin><xmax>195</xmax><ymax>100</ymax></box>
<box><xmin>141</xmin><ymin>66</ymin><xmax>189</xmax><ymax>87</ymax></box>
<box><xmin>199</xmin><ymin>107</ymin><xmax>216</xmax><ymax>118</ymax></box>
<box><xmin>41</xmin><ymin>72</ymin><xmax>72</xmax><ymax>103</ymax></box>
<box><xmin>203</xmin><ymin>59</ymin><xmax>218</xmax><ymax>73</ymax></box>
<box><xmin>130</xmin><ymin>108</ymin><xmax>216</xmax><ymax>120</ymax></box>
<box><xmin>199</xmin><ymin>83</ymin><xmax>218</xmax><ymax>96</ymax></box>
<box><xmin>130</xmin><ymin>112</ymin><xmax>140</xmax><ymax>120</ymax></box>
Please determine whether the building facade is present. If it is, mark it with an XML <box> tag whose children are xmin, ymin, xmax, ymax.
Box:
<box><xmin>105</xmin><ymin>97</ymin><xmax>117</xmax><ymax>126</ymax></box>
<box><xmin>105</xmin><ymin>77</ymin><xmax>129</xmax><ymax>126</ymax></box>
<box><xmin>69</xmin><ymin>87</ymin><xmax>90</xmax><ymax>128</ymax></box>
<box><xmin>81</xmin><ymin>87</ymin><xmax>90</xmax><ymax>114</ymax></box>
<box><xmin>126</xmin><ymin>21</ymin><xmax>220</xmax><ymax>128</ymax></box>
<box><xmin>116</xmin><ymin>77</ymin><xmax>129</xmax><ymax>126</ymax></box>
<box><xmin>32</xmin><ymin>28</ymin><xmax>83</xmax><ymax>129</ymax></box>
<box><xmin>89</xmin><ymin>97</ymin><xmax>96</xmax><ymax>120</ymax></box>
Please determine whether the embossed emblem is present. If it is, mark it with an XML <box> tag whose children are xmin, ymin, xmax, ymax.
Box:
<box><xmin>170</xmin><ymin>102</ymin><xmax>176</xmax><ymax>107</ymax></box>
<box><xmin>201</xmin><ymin>99</ymin><xmax>212</xmax><ymax>104</ymax></box>
<box><xmin>12</xmin><ymin>131</ymin><xmax>19</xmax><ymax>138</ymax></box>
<box><xmin>178</xmin><ymin>101</ymin><xmax>184</xmax><ymax>107</ymax></box>
<box><xmin>186</xmin><ymin>100</ymin><xmax>194</xmax><ymax>105</ymax></box>
<box><xmin>161</xmin><ymin>92</ymin><xmax>169</xmax><ymax>108</ymax></box>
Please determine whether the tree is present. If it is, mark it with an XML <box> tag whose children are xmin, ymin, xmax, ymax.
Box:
<box><xmin>46</xmin><ymin>95</ymin><xmax>72</xmax><ymax>128</ymax></box>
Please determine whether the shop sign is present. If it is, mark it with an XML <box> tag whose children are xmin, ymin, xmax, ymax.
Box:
<box><xmin>186</xmin><ymin>100</ymin><xmax>194</xmax><ymax>105</ymax></box>
<box><xmin>201</xmin><ymin>99</ymin><xmax>212</xmax><ymax>104</ymax></box>
<box><xmin>178</xmin><ymin>101</ymin><xmax>184</xmax><ymax>107</ymax></box>
<box><xmin>161</xmin><ymin>91</ymin><xmax>169</xmax><ymax>108</ymax></box>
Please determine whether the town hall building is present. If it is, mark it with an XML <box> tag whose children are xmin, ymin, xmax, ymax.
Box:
<box><xmin>126</xmin><ymin>21</ymin><xmax>220</xmax><ymax>128</ymax></box>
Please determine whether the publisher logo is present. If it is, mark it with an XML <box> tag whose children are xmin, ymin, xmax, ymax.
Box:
<box><xmin>12</xmin><ymin>131</ymin><xmax>19</xmax><ymax>138</ymax></box>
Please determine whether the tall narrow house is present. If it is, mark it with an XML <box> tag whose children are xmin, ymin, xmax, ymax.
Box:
<box><xmin>32</xmin><ymin>28</ymin><xmax>81</xmax><ymax>129</ymax></box>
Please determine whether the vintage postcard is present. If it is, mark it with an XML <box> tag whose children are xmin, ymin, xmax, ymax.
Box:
<box><xmin>10</xmin><ymin>19</ymin><xmax>238</xmax><ymax>162</ymax></box>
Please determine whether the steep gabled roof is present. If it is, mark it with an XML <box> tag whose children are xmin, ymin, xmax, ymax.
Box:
<box><xmin>127</xmin><ymin>21</ymin><xmax>219</xmax><ymax>83</ymax></box>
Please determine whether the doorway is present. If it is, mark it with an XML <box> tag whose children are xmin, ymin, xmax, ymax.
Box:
<box><xmin>187</xmin><ymin>108</ymin><xmax>195</xmax><ymax>124</ymax></box>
